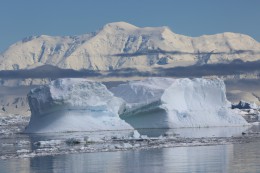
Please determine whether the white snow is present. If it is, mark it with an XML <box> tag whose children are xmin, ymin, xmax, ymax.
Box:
<box><xmin>110</xmin><ymin>77</ymin><xmax>248</xmax><ymax>128</ymax></box>
<box><xmin>25</xmin><ymin>78</ymin><xmax>133</xmax><ymax>133</ymax></box>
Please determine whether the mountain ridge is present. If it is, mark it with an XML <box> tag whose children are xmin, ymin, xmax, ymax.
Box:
<box><xmin>0</xmin><ymin>21</ymin><xmax>260</xmax><ymax>71</ymax></box>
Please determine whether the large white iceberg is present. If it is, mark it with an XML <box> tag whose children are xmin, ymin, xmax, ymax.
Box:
<box><xmin>25</xmin><ymin>77</ymin><xmax>248</xmax><ymax>133</ymax></box>
<box><xmin>25</xmin><ymin>78</ymin><xmax>133</xmax><ymax>133</ymax></box>
<box><xmin>110</xmin><ymin>77</ymin><xmax>248</xmax><ymax>128</ymax></box>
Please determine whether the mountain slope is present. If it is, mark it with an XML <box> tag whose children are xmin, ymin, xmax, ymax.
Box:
<box><xmin>0</xmin><ymin>22</ymin><xmax>260</xmax><ymax>71</ymax></box>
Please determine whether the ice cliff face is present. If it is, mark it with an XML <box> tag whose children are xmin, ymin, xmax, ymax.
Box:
<box><xmin>25</xmin><ymin>78</ymin><xmax>132</xmax><ymax>133</ymax></box>
<box><xmin>111</xmin><ymin>78</ymin><xmax>248</xmax><ymax>128</ymax></box>
<box><xmin>1</xmin><ymin>22</ymin><xmax>260</xmax><ymax>71</ymax></box>
<box><xmin>25</xmin><ymin>77</ymin><xmax>248</xmax><ymax>133</ymax></box>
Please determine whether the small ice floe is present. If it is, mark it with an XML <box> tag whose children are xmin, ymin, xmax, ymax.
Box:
<box><xmin>35</xmin><ymin>148</ymin><xmax>58</xmax><ymax>153</ymax></box>
<box><xmin>34</xmin><ymin>140</ymin><xmax>62</xmax><ymax>147</ymax></box>
<box><xmin>1</xmin><ymin>143</ymin><xmax>14</xmax><ymax>147</ymax></box>
<box><xmin>113</xmin><ymin>143</ymin><xmax>133</xmax><ymax>149</ymax></box>
<box><xmin>16</xmin><ymin>149</ymin><xmax>30</xmax><ymax>154</ymax></box>
<box><xmin>15</xmin><ymin>140</ymin><xmax>30</xmax><ymax>146</ymax></box>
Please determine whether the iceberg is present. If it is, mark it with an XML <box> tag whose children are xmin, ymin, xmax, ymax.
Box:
<box><xmin>110</xmin><ymin>77</ymin><xmax>248</xmax><ymax>128</ymax></box>
<box><xmin>25</xmin><ymin>78</ymin><xmax>133</xmax><ymax>133</ymax></box>
<box><xmin>25</xmin><ymin>77</ymin><xmax>248</xmax><ymax>133</ymax></box>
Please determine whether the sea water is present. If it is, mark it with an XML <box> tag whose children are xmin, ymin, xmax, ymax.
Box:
<box><xmin>1</xmin><ymin>141</ymin><xmax>260</xmax><ymax>173</ymax></box>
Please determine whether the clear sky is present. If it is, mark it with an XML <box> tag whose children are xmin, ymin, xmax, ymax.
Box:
<box><xmin>0</xmin><ymin>0</ymin><xmax>260</xmax><ymax>52</ymax></box>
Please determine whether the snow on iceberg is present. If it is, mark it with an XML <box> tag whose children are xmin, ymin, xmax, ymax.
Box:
<box><xmin>25</xmin><ymin>78</ymin><xmax>133</xmax><ymax>133</ymax></box>
<box><xmin>110</xmin><ymin>77</ymin><xmax>249</xmax><ymax>128</ymax></box>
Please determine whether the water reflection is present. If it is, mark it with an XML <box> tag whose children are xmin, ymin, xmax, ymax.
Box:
<box><xmin>1</xmin><ymin>142</ymin><xmax>260</xmax><ymax>173</ymax></box>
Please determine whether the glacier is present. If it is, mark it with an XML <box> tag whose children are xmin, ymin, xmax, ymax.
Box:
<box><xmin>110</xmin><ymin>77</ymin><xmax>248</xmax><ymax>128</ymax></box>
<box><xmin>25</xmin><ymin>78</ymin><xmax>133</xmax><ymax>133</ymax></box>
<box><xmin>25</xmin><ymin>77</ymin><xmax>248</xmax><ymax>133</ymax></box>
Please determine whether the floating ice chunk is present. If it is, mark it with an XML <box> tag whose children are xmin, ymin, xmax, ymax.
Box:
<box><xmin>16</xmin><ymin>140</ymin><xmax>30</xmax><ymax>146</ymax></box>
<box><xmin>111</xmin><ymin>77</ymin><xmax>248</xmax><ymax>128</ymax></box>
<box><xmin>122</xmin><ymin>143</ymin><xmax>132</xmax><ymax>148</ymax></box>
<box><xmin>25</xmin><ymin>78</ymin><xmax>133</xmax><ymax>133</ymax></box>
<box><xmin>16</xmin><ymin>149</ymin><xmax>30</xmax><ymax>154</ymax></box>
<box><xmin>34</xmin><ymin>140</ymin><xmax>62</xmax><ymax>147</ymax></box>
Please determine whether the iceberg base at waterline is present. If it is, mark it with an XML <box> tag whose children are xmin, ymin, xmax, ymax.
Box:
<box><xmin>25</xmin><ymin>110</ymin><xmax>133</xmax><ymax>133</ymax></box>
<box><xmin>25</xmin><ymin>77</ymin><xmax>248</xmax><ymax>133</ymax></box>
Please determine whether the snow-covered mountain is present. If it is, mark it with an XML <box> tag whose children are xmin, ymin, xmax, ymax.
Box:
<box><xmin>0</xmin><ymin>22</ymin><xmax>260</xmax><ymax>71</ymax></box>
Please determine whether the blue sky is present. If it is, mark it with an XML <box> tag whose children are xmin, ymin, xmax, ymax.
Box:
<box><xmin>0</xmin><ymin>0</ymin><xmax>260</xmax><ymax>52</ymax></box>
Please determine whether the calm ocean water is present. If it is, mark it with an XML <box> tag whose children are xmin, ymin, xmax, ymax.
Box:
<box><xmin>1</xmin><ymin>141</ymin><xmax>260</xmax><ymax>173</ymax></box>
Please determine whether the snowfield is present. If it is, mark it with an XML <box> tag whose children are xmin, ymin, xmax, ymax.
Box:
<box><xmin>25</xmin><ymin>77</ymin><xmax>248</xmax><ymax>133</ymax></box>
